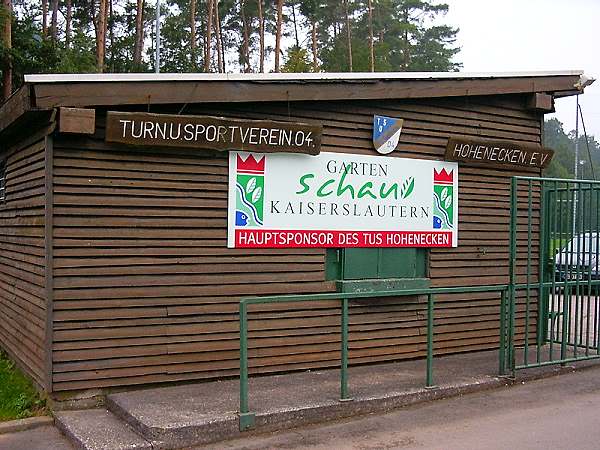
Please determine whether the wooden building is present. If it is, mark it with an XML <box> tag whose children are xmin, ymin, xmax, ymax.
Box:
<box><xmin>0</xmin><ymin>71</ymin><xmax>589</xmax><ymax>396</ymax></box>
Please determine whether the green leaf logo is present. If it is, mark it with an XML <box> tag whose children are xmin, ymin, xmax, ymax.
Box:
<box><xmin>246</xmin><ymin>177</ymin><xmax>256</xmax><ymax>193</ymax></box>
<box><xmin>441</xmin><ymin>187</ymin><xmax>448</xmax><ymax>201</ymax></box>
<box><xmin>444</xmin><ymin>194</ymin><xmax>452</xmax><ymax>209</ymax></box>
<box><xmin>251</xmin><ymin>187</ymin><xmax>262</xmax><ymax>203</ymax></box>
<box><xmin>401</xmin><ymin>177</ymin><xmax>415</xmax><ymax>199</ymax></box>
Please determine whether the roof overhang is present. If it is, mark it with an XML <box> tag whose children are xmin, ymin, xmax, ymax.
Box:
<box><xmin>22</xmin><ymin>70</ymin><xmax>588</xmax><ymax>83</ymax></box>
<box><xmin>0</xmin><ymin>70</ymin><xmax>594</xmax><ymax>138</ymax></box>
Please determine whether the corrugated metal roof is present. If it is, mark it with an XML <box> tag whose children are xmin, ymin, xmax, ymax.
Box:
<box><xmin>24</xmin><ymin>70</ymin><xmax>586</xmax><ymax>84</ymax></box>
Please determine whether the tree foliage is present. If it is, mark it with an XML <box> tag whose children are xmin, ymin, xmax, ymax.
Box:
<box><xmin>543</xmin><ymin>118</ymin><xmax>600</xmax><ymax>181</ymax></box>
<box><xmin>0</xmin><ymin>0</ymin><xmax>461</xmax><ymax>98</ymax></box>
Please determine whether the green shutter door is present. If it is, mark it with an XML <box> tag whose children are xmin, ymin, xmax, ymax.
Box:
<box><xmin>343</xmin><ymin>248</ymin><xmax>380</xmax><ymax>279</ymax></box>
<box><xmin>342</xmin><ymin>248</ymin><xmax>426</xmax><ymax>280</ymax></box>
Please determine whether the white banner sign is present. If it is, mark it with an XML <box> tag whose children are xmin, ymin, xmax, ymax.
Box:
<box><xmin>227</xmin><ymin>151</ymin><xmax>458</xmax><ymax>248</ymax></box>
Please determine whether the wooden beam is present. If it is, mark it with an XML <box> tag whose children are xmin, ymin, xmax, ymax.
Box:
<box><xmin>44</xmin><ymin>133</ymin><xmax>55</xmax><ymax>393</ymax></box>
<box><xmin>526</xmin><ymin>93</ymin><xmax>554</xmax><ymax>112</ymax></box>
<box><xmin>0</xmin><ymin>86</ymin><xmax>31</xmax><ymax>132</ymax></box>
<box><xmin>0</xmin><ymin>110</ymin><xmax>56</xmax><ymax>157</ymax></box>
<box><xmin>58</xmin><ymin>107</ymin><xmax>95</xmax><ymax>134</ymax></box>
<box><xmin>554</xmin><ymin>89</ymin><xmax>581</xmax><ymax>98</ymax></box>
<box><xmin>31</xmin><ymin>75</ymin><xmax>582</xmax><ymax>109</ymax></box>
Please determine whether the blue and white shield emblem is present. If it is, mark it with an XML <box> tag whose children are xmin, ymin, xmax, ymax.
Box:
<box><xmin>373</xmin><ymin>115</ymin><xmax>403</xmax><ymax>154</ymax></box>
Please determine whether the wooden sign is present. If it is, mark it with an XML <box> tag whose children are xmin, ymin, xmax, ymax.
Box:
<box><xmin>105</xmin><ymin>111</ymin><xmax>322</xmax><ymax>155</ymax></box>
<box><xmin>445</xmin><ymin>136</ymin><xmax>554</xmax><ymax>169</ymax></box>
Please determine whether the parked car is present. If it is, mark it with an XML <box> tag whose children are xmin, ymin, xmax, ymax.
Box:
<box><xmin>554</xmin><ymin>233</ymin><xmax>600</xmax><ymax>282</ymax></box>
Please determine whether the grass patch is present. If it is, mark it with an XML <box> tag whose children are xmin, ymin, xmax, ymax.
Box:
<box><xmin>0</xmin><ymin>351</ymin><xmax>46</xmax><ymax>421</ymax></box>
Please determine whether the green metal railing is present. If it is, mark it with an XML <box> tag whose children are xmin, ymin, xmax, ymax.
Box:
<box><xmin>237</xmin><ymin>175</ymin><xmax>600</xmax><ymax>431</ymax></box>
<box><xmin>504</xmin><ymin>176</ymin><xmax>600</xmax><ymax>374</ymax></box>
<box><xmin>239</xmin><ymin>285</ymin><xmax>509</xmax><ymax>431</ymax></box>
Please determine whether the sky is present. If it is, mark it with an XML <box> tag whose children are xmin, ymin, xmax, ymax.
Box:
<box><xmin>444</xmin><ymin>0</ymin><xmax>600</xmax><ymax>138</ymax></box>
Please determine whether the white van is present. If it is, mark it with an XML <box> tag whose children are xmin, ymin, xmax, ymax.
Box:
<box><xmin>554</xmin><ymin>233</ymin><xmax>600</xmax><ymax>281</ymax></box>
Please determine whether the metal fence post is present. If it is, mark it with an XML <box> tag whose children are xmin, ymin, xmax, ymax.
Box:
<box><xmin>499</xmin><ymin>288</ymin><xmax>507</xmax><ymax>375</ymax></box>
<box><xmin>426</xmin><ymin>293</ymin><xmax>436</xmax><ymax>388</ymax></box>
<box><xmin>340</xmin><ymin>297</ymin><xmax>351</xmax><ymax>401</ymax></box>
<box><xmin>508</xmin><ymin>177</ymin><xmax>518</xmax><ymax>376</ymax></box>
<box><xmin>239</xmin><ymin>301</ymin><xmax>255</xmax><ymax>431</ymax></box>
<box><xmin>536</xmin><ymin>181</ymin><xmax>547</xmax><ymax>363</ymax></box>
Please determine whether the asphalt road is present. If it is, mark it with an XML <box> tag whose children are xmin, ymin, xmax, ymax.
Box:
<box><xmin>207</xmin><ymin>367</ymin><xmax>600</xmax><ymax>450</ymax></box>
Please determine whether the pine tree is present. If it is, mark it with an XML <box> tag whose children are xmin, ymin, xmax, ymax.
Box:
<box><xmin>0</xmin><ymin>0</ymin><xmax>462</xmax><ymax>85</ymax></box>
<box><xmin>65</xmin><ymin>0</ymin><xmax>72</xmax><ymax>48</ymax></box>
<box><xmin>274</xmin><ymin>0</ymin><xmax>282</xmax><ymax>72</ymax></box>
<box><xmin>94</xmin><ymin>0</ymin><xmax>108</xmax><ymax>72</ymax></box>
<box><xmin>133</xmin><ymin>0</ymin><xmax>145</xmax><ymax>69</ymax></box>
<box><xmin>257</xmin><ymin>0</ymin><xmax>264</xmax><ymax>72</ymax></box>
<box><xmin>49</xmin><ymin>0</ymin><xmax>58</xmax><ymax>42</ymax></box>
<box><xmin>42</xmin><ymin>0</ymin><xmax>48</xmax><ymax>37</ymax></box>
<box><xmin>387</xmin><ymin>0</ymin><xmax>460</xmax><ymax>71</ymax></box>
<box><xmin>298</xmin><ymin>0</ymin><xmax>320</xmax><ymax>72</ymax></box>
<box><xmin>205</xmin><ymin>0</ymin><xmax>213</xmax><ymax>71</ymax></box>
<box><xmin>367</xmin><ymin>0</ymin><xmax>373</xmax><ymax>72</ymax></box>
<box><xmin>1</xmin><ymin>0</ymin><xmax>11</xmax><ymax>100</ymax></box>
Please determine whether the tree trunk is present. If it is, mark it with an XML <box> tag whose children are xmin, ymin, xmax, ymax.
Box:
<box><xmin>311</xmin><ymin>21</ymin><xmax>317</xmax><ymax>72</ymax></box>
<box><xmin>403</xmin><ymin>7</ymin><xmax>409</xmax><ymax>70</ymax></box>
<box><xmin>109</xmin><ymin>0</ymin><xmax>114</xmax><ymax>71</ymax></box>
<box><xmin>376</xmin><ymin>2</ymin><xmax>383</xmax><ymax>42</ymax></box>
<box><xmin>190</xmin><ymin>0</ymin><xmax>196</xmax><ymax>68</ymax></box>
<box><xmin>214</xmin><ymin>0</ymin><xmax>223</xmax><ymax>73</ymax></box>
<box><xmin>1</xmin><ymin>0</ymin><xmax>11</xmax><ymax>101</ymax></box>
<box><xmin>89</xmin><ymin>0</ymin><xmax>96</xmax><ymax>39</ymax></box>
<box><xmin>274</xmin><ymin>0</ymin><xmax>283</xmax><ymax>72</ymax></box>
<box><xmin>65</xmin><ymin>0</ymin><xmax>72</xmax><ymax>48</ymax></box>
<box><xmin>218</xmin><ymin>7</ymin><xmax>225</xmax><ymax>72</ymax></box>
<box><xmin>344</xmin><ymin>0</ymin><xmax>352</xmax><ymax>72</ymax></box>
<box><xmin>257</xmin><ymin>0</ymin><xmax>264</xmax><ymax>72</ymax></box>
<box><xmin>95</xmin><ymin>0</ymin><xmax>108</xmax><ymax>72</ymax></box>
<box><xmin>204</xmin><ymin>0</ymin><xmax>213</xmax><ymax>72</ymax></box>
<box><xmin>291</xmin><ymin>3</ymin><xmax>299</xmax><ymax>48</ymax></box>
<box><xmin>133</xmin><ymin>0</ymin><xmax>144</xmax><ymax>68</ymax></box>
<box><xmin>368</xmin><ymin>0</ymin><xmax>374</xmax><ymax>72</ymax></box>
<box><xmin>50</xmin><ymin>0</ymin><xmax>58</xmax><ymax>42</ymax></box>
<box><xmin>240</xmin><ymin>0</ymin><xmax>249</xmax><ymax>73</ymax></box>
<box><xmin>202</xmin><ymin>9</ymin><xmax>206</xmax><ymax>66</ymax></box>
<box><xmin>42</xmin><ymin>0</ymin><xmax>48</xmax><ymax>38</ymax></box>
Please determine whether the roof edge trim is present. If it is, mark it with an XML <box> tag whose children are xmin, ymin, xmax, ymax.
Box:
<box><xmin>24</xmin><ymin>70</ymin><xmax>585</xmax><ymax>84</ymax></box>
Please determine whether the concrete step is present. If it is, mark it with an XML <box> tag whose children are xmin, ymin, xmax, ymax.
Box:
<box><xmin>55</xmin><ymin>409</ymin><xmax>152</xmax><ymax>450</ymax></box>
<box><xmin>106</xmin><ymin>389</ymin><xmax>239</xmax><ymax>449</ymax></box>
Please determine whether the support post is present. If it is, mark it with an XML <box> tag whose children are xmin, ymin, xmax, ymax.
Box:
<box><xmin>508</xmin><ymin>177</ymin><xmax>518</xmax><ymax>376</ymax></box>
<box><xmin>426</xmin><ymin>293</ymin><xmax>436</xmax><ymax>388</ymax></box>
<box><xmin>499</xmin><ymin>288</ymin><xmax>507</xmax><ymax>375</ymax></box>
<box><xmin>340</xmin><ymin>297</ymin><xmax>351</xmax><ymax>401</ymax></box>
<box><xmin>239</xmin><ymin>301</ymin><xmax>255</xmax><ymax>431</ymax></box>
<box><xmin>537</xmin><ymin>182</ymin><xmax>548</xmax><ymax>351</ymax></box>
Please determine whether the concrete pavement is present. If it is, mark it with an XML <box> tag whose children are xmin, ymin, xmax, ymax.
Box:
<box><xmin>3</xmin><ymin>365</ymin><xmax>600</xmax><ymax>450</ymax></box>
<box><xmin>203</xmin><ymin>366</ymin><xmax>600</xmax><ymax>450</ymax></box>
<box><xmin>58</xmin><ymin>349</ymin><xmax>515</xmax><ymax>449</ymax></box>
<box><xmin>0</xmin><ymin>425</ymin><xmax>73</xmax><ymax>450</ymax></box>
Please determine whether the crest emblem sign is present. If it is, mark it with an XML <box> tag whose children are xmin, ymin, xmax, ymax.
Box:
<box><xmin>373</xmin><ymin>115</ymin><xmax>403</xmax><ymax>154</ymax></box>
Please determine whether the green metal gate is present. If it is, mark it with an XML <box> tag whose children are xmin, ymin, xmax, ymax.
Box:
<box><xmin>501</xmin><ymin>176</ymin><xmax>600</xmax><ymax>375</ymax></box>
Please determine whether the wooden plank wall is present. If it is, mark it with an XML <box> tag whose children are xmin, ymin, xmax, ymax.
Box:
<box><xmin>0</xmin><ymin>133</ymin><xmax>48</xmax><ymax>389</ymax></box>
<box><xmin>50</xmin><ymin>94</ymin><xmax>541</xmax><ymax>392</ymax></box>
